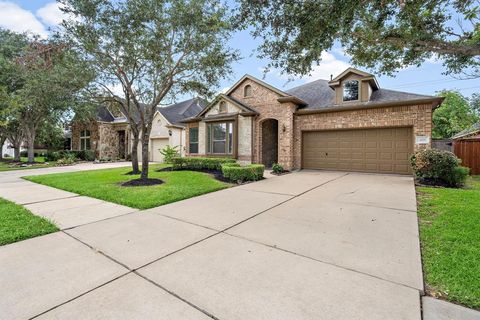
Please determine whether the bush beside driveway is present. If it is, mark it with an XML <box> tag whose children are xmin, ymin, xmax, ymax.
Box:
<box><xmin>417</xmin><ymin>176</ymin><xmax>480</xmax><ymax>309</ymax></box>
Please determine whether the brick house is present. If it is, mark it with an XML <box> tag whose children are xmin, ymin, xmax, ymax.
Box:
<box><xmin>182</xmin><ymin>68</ymin><xmax>443</xmax><ymax>174</ymax></box>
<box><xmin>71</xmin><ymin>98</ymin><xmax>205</xmax><ymax>161</ymax></box>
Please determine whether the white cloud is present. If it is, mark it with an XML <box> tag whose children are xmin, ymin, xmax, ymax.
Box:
<box><xmin>36</xmin><ymin>2</ymin><xmax>65</xmax><ymax>26</ymax></box>
<box><xmin>304</xmin><ymin>52</ymin><xmax>350</xmax><ymax>81</ymax></box>
<box><xmin>0</xmin><ymin>1</ymin><xmax>47</xmax><ymax>37</ymax></box>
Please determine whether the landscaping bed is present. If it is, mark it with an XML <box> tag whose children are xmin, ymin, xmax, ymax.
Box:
<box><xmin>24</xmin><ymin>164</ymin><xmax>231</xmax><ymax>209</ymax></box>
<box><xmin>417</xmin><ymin>176</ymin><xmax>480</xmax><ymax>309</ymax></box>
<box><xmin>0</xmin><ymin>157</ymin><xmax>57</xmax><ymax>172</ymax></box>
<box><xmin>0</xmin><ymin>198</ymin><xmax>58</xmax><ymax>246</ymax></box>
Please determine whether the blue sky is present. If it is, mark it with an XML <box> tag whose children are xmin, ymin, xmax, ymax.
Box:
<box><xmin>1</xmin><ymin>0</ymin><xmax>479</xmax><ymax>98</ymax></box>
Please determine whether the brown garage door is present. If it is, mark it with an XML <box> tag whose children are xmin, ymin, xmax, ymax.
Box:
<box><xmin>302</xmin><ymin>127</ymin><xmax>413</xmax><ymax>174</ymax></box>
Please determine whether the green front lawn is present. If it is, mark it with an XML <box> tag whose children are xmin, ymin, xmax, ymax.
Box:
<box><xmin>24</xmin><ymin>165</ymin><xmax>232</xmax><ymax>209</ymax></box>
<box><xmin>0</xmin><ymin>156</ymin><xmax>56</xmax><ymax>172</ymax></box>
<box><xmin>417</xmin><ymin>176</ymin><xmax>480</xmax><ymax>309</ymax></box>
<box><xmin>0</xmin><ymin>198</ymin><xmax>59</xmax><ymax>246</ymax></box>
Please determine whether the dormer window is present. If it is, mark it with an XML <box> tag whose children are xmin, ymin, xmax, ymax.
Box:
<box><xmin>219</xmin><ymin>101</ymin><xmax>227</xmax><ymax>113</ymax></box>
<box><xmin>343</xmin><ymin>80</ymin><xmax>359</xmax><ymax>101</ymax></box>
<box><xmin>244</xmin><ymin>85</ymin><xmax>252</xmax><ymax>97</ymax></box>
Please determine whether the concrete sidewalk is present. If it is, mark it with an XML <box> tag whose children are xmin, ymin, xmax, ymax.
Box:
<box><xmin>0</xmin><ymin>162</ymin><xmax>137</xmax><ymax>229</ymax></box>
<box><xmin>1</xmin><ymin>168</ymin><xmax>428</xmax><ymax>319</ymax></box>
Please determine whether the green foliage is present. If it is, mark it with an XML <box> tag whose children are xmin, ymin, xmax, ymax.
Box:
<box><xmin>271</xmin><ymin>163</ymin><xmax>284</xmax><ymax>174</ymax></box>
<box><xmin>172</xmin><ymin>157</ymin><xmax>236</xmax><ymax>171</ymax></box>
<box><xmin>36</xmin><ymin>122</ymin><xmax>66</xmax><ymax>151</ymax></box>
<box><xmin>433</xmin><ymin>90</ymin><xmax>479</xmax><ymax>138</ymax></box>
<box><xmin>44</xmin><ymin>150</ymin><xmax>95</xmax><ymax>162</ymax></box>
<box><xmin>410</xmin><ymin>149</ymin><xmax>468</xmax><ymax>187</ymax></box>
<box><xmin>44</xmin><ymin>151</ymin><xmax>61</xmax><ymax>162</ymax></box>
<box><xmin>159</xmin><ymin>145</ymin><xmax>180</xmax><ymax>164</ymax></box>
<box><xmin>238</xmin><ymin>1</ymin><xmax>480</xmax><ymax>77</ymax></box>
<box><xmin>221</xmin><ymin>163</ymin><xmax>265</xmax><ymax>182</ymax></box>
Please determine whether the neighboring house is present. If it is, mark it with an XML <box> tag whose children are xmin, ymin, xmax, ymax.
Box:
<box><xmin>2</xmin><ymin>139</ymin><xmax>15</xmax><ymax>158</ymax></box>
<box><xmin>451</xmin><ymin>123</ymin><xmax>480</xmax><ymax>175</ymax></box>
<box><xmin>183</xmin><ymin>68</ymin><xmax>443</xmax><ymax>174</ymax></box>
<box><xmin>71</xmin><ymin>98</ymin><xmax>205</xmax><ymax>162</ymax></box>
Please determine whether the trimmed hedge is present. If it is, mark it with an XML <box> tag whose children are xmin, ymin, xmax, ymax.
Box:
<box><xmin>410</xmin><ymin>149</ymin><xmax>469</xmax><ymax>187</ymax></box>
<box><xmin>45</xmin><ymin>150</ymin><xmax>95</xmax><ymax>162</ymax></box>
<box><xmin>172</xmin><ymin>157</ymin><xmax>236</xmax><ymax>171</ymax></box>
<box><xmin>221</xmin><ymin>163</ymin><xmax>265</xmax><ymax>182</ymax></box>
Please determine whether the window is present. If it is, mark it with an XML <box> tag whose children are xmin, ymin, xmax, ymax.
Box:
<box><xmin>80</xmin><ymin>130</ymin><xmax>91</xmax><ymax>150</ymax></box>
<box><xmin>189</xmin><ymin>127</ymin><xmax>199</xmax><ymax>154</ymax></box>
<box><xmin>244</xmin><ymin>85</ymin><xmax>252</xmax><ymax>97</ymax></box>
<box><xmin>343</xmin><ymin>80</ymin><xmax>359</xmax><ymax>101</ymax></box>
<box><xmin>207</xmin><ymin>122</ymin><xmax>234</xmax><ymax>155</ymax></box>
<box><xmin>219</xmin><ymin>101</ymin><xmax>227</xmax><ymax>113</ymax></box>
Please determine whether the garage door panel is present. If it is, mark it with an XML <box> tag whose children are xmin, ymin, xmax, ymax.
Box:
<box><xmin>302</xmin><ymin>127</ymin><xmax>413</xmax><ymax>174</ymax></box>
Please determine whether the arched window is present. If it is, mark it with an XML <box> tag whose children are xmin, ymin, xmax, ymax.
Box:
<box><xmin>244</xmin><ymin>85</ymin><xmax>252</xmax><ymax>97</ymax></box>
<box><xmin>219</xmin><ymin>101</ymin><xmax>227</xmax><ymax>113</ymax></box>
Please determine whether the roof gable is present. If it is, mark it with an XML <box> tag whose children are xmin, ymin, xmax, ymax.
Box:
<box><xmin>328</xmin><ymin>67</ymin><xmax>379</xmax><ymax>90</ymax></box>
<box><xmin>197</xmin><ymin>94</ymin><xmax>259</xmax><ymax>118</ymax></box>
<box><xmin>225</xmin><ymin>74</ymin><xmax>290</xmax><ymax>98</ymax></box>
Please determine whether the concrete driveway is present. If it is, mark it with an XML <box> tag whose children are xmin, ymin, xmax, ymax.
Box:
<box><xmin>0</xmin><ymin>169</ymin><xmax>423</xmax><ymax>319</ymax></box>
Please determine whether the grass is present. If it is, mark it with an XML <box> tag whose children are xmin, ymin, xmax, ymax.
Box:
<box><xmin>0</xmin><ymin>197</ymin><xmax>59</xmax><ymax>246</ymax></box>
<box><xmin>417</xmin><ymin>176</ymin><xmax>480</xmax><ymax>309</ymax></box>
<box><xmin>0</xmin><ymin>156</ymin><xmax>56</xmax><ymax>172</ymax></box>
<box><xmin>24</xmin><ymin>164</ymin><xmax>232</xmax><ymax>209</ymax></box>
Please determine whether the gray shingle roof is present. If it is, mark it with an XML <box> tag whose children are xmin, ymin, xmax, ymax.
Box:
<box><xmin>96</xmin><ymin>106</ymin><xmax>115</xmax><ymax>122</ymax></box>
<box><xmin>157</xmin><ymin>98</ymin><xmax>206</xmax><ymax>126</ymax></box>
<box><xmin>285</xmin><ymin>80</ymin><xmax>437</xmax><ymax>110</ymax></box>
<box><xmin>451</xmin><ymin>123</ymin><xmax>480</xmax><ymax>139</ymax></box>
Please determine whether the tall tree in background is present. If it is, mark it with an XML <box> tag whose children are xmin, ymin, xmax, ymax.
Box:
<box><xmin>0</xmin><ymin>29</ymin><xmax>28</xmax><ymax>161</ymax></box>
<box><xmin>433</xmin><ymin>90</ymin><xmax>479</xmax><ymax>138</ymax></box>
<box><xmin>61</xmin><ymin>0</ymin><xmax>239</xmax><ymax>181</ymax></box>
<box><xmin>239</xmin><ymin>0</ymin><xmax>480</xmax><ymax>78</ymax></box>
<box><xmin>16</xmin><ymin>40</ymin><xmax>92</xmax><ymax>163</ymax></box>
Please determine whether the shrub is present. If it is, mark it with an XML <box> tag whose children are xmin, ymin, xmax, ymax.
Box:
<box><xmin>44</xmin><ymin>151</ymin><xmax>62</xmax><ymax>162</ymax></box>
<box><xmin>221</xmin><ymin>163</ymin><xmax>265</xmax><ymax>182</ymax></box>
<box><xmin>410</xmin><ymin>149</ymin><xmax>468</xmax><ymax>187</ymax></box>
<box><xmin>172</xmin><ymin>157</ymin><xmax>236</xmax><ymax>171</ymax></box>
<box><xmin>56</xmin><ymin>157</ymin><xmax>76</xmax><ymax>165</ymax></box>
<box><xmin>20</xmin><ymin>151</ymin><xmax>28</xmax><ymax>157</ymax></box>
<box><xmin>272</xmin><ymin>163</ymin><xmax>284</xmax><ymax>174</ymax></box>
<box><xmin>160</xmin><ymin>145</ymin><xmax>180</xmax><ymax>164</ymax></box>
<box><xmin>77</xmin><ymin>150</ymin><xmax>95</xmax><ymax>161</ymax></box>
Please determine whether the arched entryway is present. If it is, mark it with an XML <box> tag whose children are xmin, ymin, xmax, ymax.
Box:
<box><xmin>261</xmin><ymin>118</ymin><xmax>278</xmax><ymax>167</ymax></box>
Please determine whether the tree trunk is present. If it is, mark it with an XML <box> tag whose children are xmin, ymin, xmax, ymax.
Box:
<box><xmin>14</xmin><ymin>145</ymin><xmax>20</xmax><ymax>162</ymax></box>
<box><xmin>0</xmin><ymin>136</ymin><xmax>6</xmax><ymax>161</ymax></box>
<box><xmin>25</xmin><ymin>129</ymin><xmax>36</xmax><ymax>163</ymax></box>
<box><xmin>130</xmin><ymin>131</ymin><xmax>140</xmax><ymax>174</ymax></box>
<box><xmin>140</xmin><ymin>133</ymin><xmax>150</xmax><ymax>180</ymax></box>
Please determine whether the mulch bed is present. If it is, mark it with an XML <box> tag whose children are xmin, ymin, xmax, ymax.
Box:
<box><xmin>121</xmin><ymin>178</ymin><xmax>164</xmax><ymax>187</ymax></box>
<box><xmin>270</xmin><ymin>170</ymin><xmax>291</xmax><ymax>176</ymax></box>
<box><xmin>156</xmin><ymin>167</ymin><xmax>231</xmax><ymax>183</ymax></box>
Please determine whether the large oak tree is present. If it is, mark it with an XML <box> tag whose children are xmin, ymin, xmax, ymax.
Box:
<box><xmin>60</xmin><ymin>0</ymin><xmax>239</xmax><ymax>180</ymax></box>
<box><xmin>238</xmin><ymin>0</ymin><xmax>480</xmax><ymax>78</ymax></box>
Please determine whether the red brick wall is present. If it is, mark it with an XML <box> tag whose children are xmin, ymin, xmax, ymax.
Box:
<box><xmin>293</xmin><ymin>103</ymin><xmax>433</xmax><ymax>169</ymax></box>
<box><xmin>229</xmin><ymin>79</ymin><xmax>297</xmax><ymax>169</ymax></box>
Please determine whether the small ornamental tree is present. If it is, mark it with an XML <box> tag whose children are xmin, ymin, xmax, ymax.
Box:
<box><xmin>61</xmin><ymin>0</ymin><xmax>239</xmax><ymax>181</ymax></box>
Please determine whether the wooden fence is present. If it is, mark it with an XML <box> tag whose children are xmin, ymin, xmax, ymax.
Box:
<box><xmin>454</xmin><ymin>139</ymin><xmax>480</xmax><ymax>175</ymax></box>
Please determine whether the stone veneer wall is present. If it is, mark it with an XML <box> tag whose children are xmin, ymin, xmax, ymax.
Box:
<box><xmin>292</xmin><ymin>103</ymin><xmax>433</xmax><ymax>169</ymax></box>
<box><xmin>98</xmin><ymin>123</ymin><xmax>120</xmax><ymax>159</ymax></box>
<box><xmin>71</xmin><ymin>121</ymin><xmax>100</xmax><ymax>157</ymax></box>
<box><xmin>229</xmin><ymin>78</ymin><xmax>297</xmax><ymax>170</ymax></box>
